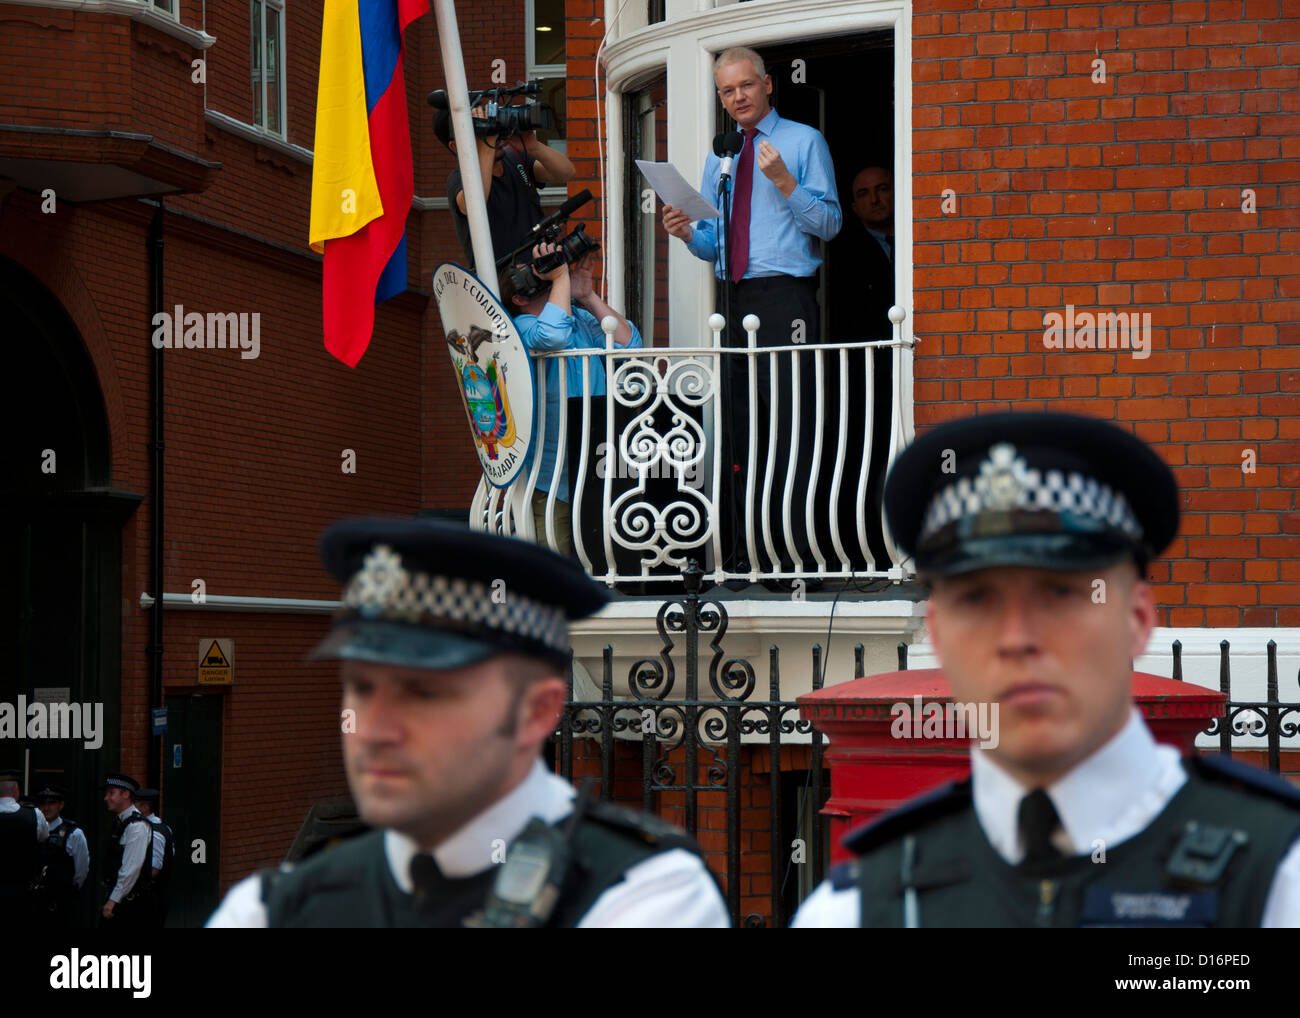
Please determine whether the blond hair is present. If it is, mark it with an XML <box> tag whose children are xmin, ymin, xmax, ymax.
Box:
<box><xmin>714</xmin><ymin>46</ymin><xmax>765</xmax><ymax>80</ymax></box>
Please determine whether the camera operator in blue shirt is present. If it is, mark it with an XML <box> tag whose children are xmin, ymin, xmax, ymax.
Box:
<box><xmin>502</xmin><ymin>244</ymin><xmax>643</xmax><ymax>556</ymax></box>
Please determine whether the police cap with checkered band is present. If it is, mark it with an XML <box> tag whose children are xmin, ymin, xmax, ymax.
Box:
<box><xmin>307</xmin><ymin>518</ymin><xmax>610</xmax><ymax>671</ymax></box>
<box><xmin>884</xmin><ymin>411</ymin><xmax>1179</xmax><ymax>578</ymax></box>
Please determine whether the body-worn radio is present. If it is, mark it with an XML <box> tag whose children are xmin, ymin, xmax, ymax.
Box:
<box><xmin>481</xmin><ymin>780</ymin><xmax>595</xmax><ymax>928</ymax></box>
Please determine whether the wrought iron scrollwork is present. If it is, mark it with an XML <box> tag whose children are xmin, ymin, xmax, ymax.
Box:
<box><xmin>700</xmin><ymin>598</ymin><xmax>756</xmax><ymax>701</ymax></box>
<box><xmin>627</xmin><ymin>600</ymin><xmax>677</xmax><ymax>699</ymax></box>
<box><xmin>607</xmin><ymin>358</ymin><xmax>715</xmax><ymax>570</ymax></box>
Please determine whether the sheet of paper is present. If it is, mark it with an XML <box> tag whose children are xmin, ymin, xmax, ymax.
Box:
<box><xmin>635</xmin><ymin>159</ymin><xmax>721</xmax><ymax>221</ymax></box>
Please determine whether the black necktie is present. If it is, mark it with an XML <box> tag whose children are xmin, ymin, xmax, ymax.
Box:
<box><xmin>1018</xmin><ymin>788</ymin><xmax>1065</xmax><ymax>865</ymax></box>
<box><xmin>409</xmin><ymin>852</ymin><xmax>443</xmax><ymax>907</ymax></box>
<box><xmin>884</xmin><ymin>234</ymin><xmax>894</xmax><ymax>261</ymax></box>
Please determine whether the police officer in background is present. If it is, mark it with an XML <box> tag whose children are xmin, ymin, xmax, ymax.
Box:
<box><xmin>132</xmin><ymin>788</ymin><xmax>174</xmax><ymax>927</ymax></box>
<box><xmin>101</xmin><ymin>772</ymin><xmax>152</xmax><ymax>928</ymax></box>
<box><xmin>34</xmin><ymin>784</ymin><xmax>89</xmax><ymax>928</ymax></box>
<box><xmin>0</xmin><ymin>768</ymin><xmax>47</xmax><ymax>925</ymax></box>
<box><xmin>794</xmin><ymin>412</ymin><xmax>1300</xmax><ymax>927</ymax></box>
<box><xmin>208</xmin><ymin>519</ymin><xmax>729</xmax><ymax>927</ymax></box>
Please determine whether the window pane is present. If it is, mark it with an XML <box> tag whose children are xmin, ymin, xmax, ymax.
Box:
<box><xmin>251</xmin><ymin>1</ymin><xmax>262</xmax><ymax>127</ymax></box>
<box><xmin>267</xmin><ymin>8</ymin><xmax>281</xmax><ymax>133</ymax></box>
<box><xmin>153</xmin><ymin>0</ymin><xmax>175</xmax><ymax>14</ymax></box>
<box><xmin>532</xmin><ymin>0</ymin><xmax>565</xmax><ymax>67</ymax></box>
<box><xmin>621</xmin><ymin>72</ymin><xmax>668</xmax><ymax>345</ymax></box>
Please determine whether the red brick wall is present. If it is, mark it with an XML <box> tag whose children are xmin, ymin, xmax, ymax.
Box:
<box><xmin>0</xmin><ymin>10</ymin><xmax>206</xmax><ymax>155</ymax></box>
<box><xmin>911</xmin><ymin>0</ymin><xmax>1299</xmax><ymax>626</ymax></box>
<box><xmin>164</xmin><ymin>614</ymin><xmax>347</xmax><ymax>887</ymax></box>
<box><xmin>565</xmin><ymin>0</ymin><xmax>606</xmax><ymax>272</ymax></box>
<box><xmin>0</xmin><ymin>174</ymin><xmax>427</xmax><ymax>889</ymax></box>
<box><xmin>0</xmin><ymin>12</ymin><xmax>133</xmax><ymax>130</ymax></box>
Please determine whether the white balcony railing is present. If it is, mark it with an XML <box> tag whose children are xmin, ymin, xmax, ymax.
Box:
<box><xmin>471</xmin><ymin>308</ymin><xmax>913</xmax><ymax>588</ymax></box>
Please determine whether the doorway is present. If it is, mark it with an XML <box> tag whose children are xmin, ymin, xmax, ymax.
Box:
<box><xmin>727</xmin><ymin>36</ymin><xmax>898</xmax><ymax>570</ymax></box>
<box><xmin>161</xmin><ymin>692</ymin><xmax>224</xmax><ymax>927</ymax></box>
<box><xmin>0</xmin><ymin>256</ymin><xmax>140</xmax><ymax>926</ymax></box>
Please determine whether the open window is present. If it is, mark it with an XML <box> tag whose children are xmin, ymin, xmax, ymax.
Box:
<box><xmin>621</xmin><ymin>70</ymin><xmax>669</xmax><ymax>346</ymax></box>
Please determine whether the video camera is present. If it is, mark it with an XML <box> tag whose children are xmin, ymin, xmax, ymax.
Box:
<box><xmin>499</xmin><ymin>190</ymin><xmax>600</xmax><ymax>301</ymax></box>
<box><xmin>428</xmin><ymin>81</ymin><xmax>555</xmax><ymax>139</ymax></box>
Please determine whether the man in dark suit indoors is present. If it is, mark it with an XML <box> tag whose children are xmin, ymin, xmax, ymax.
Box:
<box><xmin>824</xmin><ymin>164</ymin><xmax>896</xmax><ymax>574</ymax></box>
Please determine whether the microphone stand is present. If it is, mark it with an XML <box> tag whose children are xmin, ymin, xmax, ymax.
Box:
<box><xmin>716</xmin><ymin>168</ymin><xmax>744</xmax><ymax>574</ymax></box>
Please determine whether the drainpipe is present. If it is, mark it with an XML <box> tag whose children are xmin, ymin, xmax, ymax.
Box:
<box><xmin>146</xmin><ymin>201</ymin><xmax>165</xmax><ymax>789</ymax></box>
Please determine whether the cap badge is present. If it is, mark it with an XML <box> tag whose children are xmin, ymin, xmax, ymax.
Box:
<box><xmin>975</xmin><ymin>442</ymin><xmax>1031</xmax><ymax>512</ymax></box>
<box><xmin>354</xmin><ymin>545</ymin><xmax>406</xmax><ymax>613</ymax></box>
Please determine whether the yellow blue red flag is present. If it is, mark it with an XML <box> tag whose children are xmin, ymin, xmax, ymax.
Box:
<box><xmin>310</xmin><ymin>0</ymin><xmax>428</xmax><ymax>367</ymax></box>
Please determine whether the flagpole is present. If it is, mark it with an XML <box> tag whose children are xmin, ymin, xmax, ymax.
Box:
<box><xmin>433</xmin><ymin>0</ymin><xmax>498</xmax><ymax>293</ymax></box>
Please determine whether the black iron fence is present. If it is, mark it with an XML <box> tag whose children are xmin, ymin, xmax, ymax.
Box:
<box><xmin>1176</xmin><ymin>638</ymin><xmax>1300</xmax><ymax>775</ymax></box>
<box><xmin>552</xmin><ymin>576</ymin><xmax>1300</xmax><ymax>926</ymax></box>
<box><xmin>551</xmin><ymin>561</ymin><xmax>845</xmax><ymax>928</ymax></box>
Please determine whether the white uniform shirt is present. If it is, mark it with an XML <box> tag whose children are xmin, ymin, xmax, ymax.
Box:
<box><xmin>207</xmin><ymin>759</ymin><xmax>730</xmax><ymax>928</ymax></box>
<box><xmin>0</xmin><ymin>796</ymin><xmax>49</xmax><ymax>841</ymax></box>
<box><xmin>47</xmin><ymin>816</ymin><xmax>90</xmax><ymax>888</ymax></box>
<box><xmin>109</xmin><ymin>806</ymin><xmax>152</xmax><ymax>902</ymax></box>
<box><xmin>793</xmin><ymin>709</ymin><xmax>1300</xmax><ymax>928</ymax></box>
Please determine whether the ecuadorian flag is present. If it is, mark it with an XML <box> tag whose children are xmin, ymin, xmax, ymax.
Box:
<box><xmin>310</xmin><ymin>0</ymin><xmax>428</xmax><ymax>367</ymax></box>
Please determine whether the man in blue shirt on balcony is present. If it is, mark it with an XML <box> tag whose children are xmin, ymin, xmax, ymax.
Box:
<box><xmin>663</xmin><ymin>46</ymin><xmax>841</xmax><ymax>577</ymax></box>
<box><xmin>502</xmin><ymin>243</ymin><xmax>642</xmax><ymax>557</ymax></box>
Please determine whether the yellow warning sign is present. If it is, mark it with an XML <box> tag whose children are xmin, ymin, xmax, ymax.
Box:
<box><xmin>198</xmin><ymin>638</ymin><xmax>233</xmax><ymax>685</ymax></box>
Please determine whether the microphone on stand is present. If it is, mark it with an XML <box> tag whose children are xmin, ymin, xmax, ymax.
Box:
<box><xmin>713</xmin><ymin>131</ymin><xmax>745</xmax><ymax>181</ymax></box>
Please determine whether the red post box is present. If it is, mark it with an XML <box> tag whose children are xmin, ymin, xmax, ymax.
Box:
<box><xmin>797</xmin><ymin>669</ymin><xmax>1226</xmax><ymax>865</ymax></box>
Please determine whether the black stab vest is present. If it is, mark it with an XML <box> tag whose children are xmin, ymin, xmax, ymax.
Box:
<box><xmin>0</xmin><ymin>806</ymin><xmax>40</xmax><ymax>891</ymax></box>
<box><xmin>150</xmin><ymin>818</ymin><xmax>175</xmax><ymax>894</ymax></box>
<box><xmin>41</xmin><ymin>819</ymin><xmax>79</xmax><ymax>892</ymax></box>
<box><xmin>844</xmin><ymin>763</ymin><xmax>1300</xmax><ymax>928</ymax></box>
<box><xmin>262</xmin><ymin>814</ymin><xmax>702</xmax><ymax>928</ymax></box>
<box><xmin>105</xmin><ymin>811</ymin><xmax>151</xmax><ymax>898</ymax></box>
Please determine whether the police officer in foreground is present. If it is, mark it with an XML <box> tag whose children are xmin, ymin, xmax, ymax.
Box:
<box><xmin>34</xmin><ymin>784</ymin><xmax>90</xmax><ymax>928</ymax></box>
<box><xmin>208</xmin><ymin>519</ymin><xmax>730</xmax><ymax>927</ymax></box>
<box><xmin>132</xmin><ymin>789</ymin><xmax>174</xmax><ymax>926</ymax></box>
<box><xmin>794</xmin><ymin>411</ymin><xmax>1300</xmax><ymax>927</ymax></box>
<box><xmin>101</xmin><ymin>772</ymin><xmax>153</xmax><ymax>927</ymax></box>
<box><xmin>0</xmin><ymin>768</ymin><xmax>47</xmax><ymax>925</ymax></box>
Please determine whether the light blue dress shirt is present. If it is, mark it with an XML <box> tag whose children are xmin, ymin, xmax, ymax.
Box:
<box><xmin>685</xmin><ymin>108</ymin><xmax>841</xmax><ymax>280</ymax></box>
<box><xmin>516</xmin><ymin>302</ymin><xmax>644</xmax><ymax>501</ymax></box>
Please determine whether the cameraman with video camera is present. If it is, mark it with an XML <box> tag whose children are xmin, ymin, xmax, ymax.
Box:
<box><xmin>501</xmin><ymin>241</ymin><xmax>641</xmax><ymax>557</ymax></box>
<box><xmin>433</xmin><ymin>84</ymin><xmax>575</xmax><ymax>273</ymax></box>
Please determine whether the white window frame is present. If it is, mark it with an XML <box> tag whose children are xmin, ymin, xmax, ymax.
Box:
<box><xmin>525</xmin><ymin>0</ymin><xmax>566</xmax><ymax>78</ymax></box>
<box><xmin>251</xmin><ymin>0</ymin><xmax>288</xmax><ymax>139</ymax></box>
<box><xmin>150</xmin><ymin>0</ymin><xmax>177</xmax><ymax>19</ymax></box>
<box><xmin>525</xmin><ymin>0</ymin><xmax>568</xmax><ymax>189</ymax></box>
<box><xmin>621</xmin><ymin>68</ymin><xmax>669</xmax><ymax>342</ymax></box>
<box><xmin>601</xmin><ymin>0</ymin><xmax>913</xmax><ymax>438</ymax></box>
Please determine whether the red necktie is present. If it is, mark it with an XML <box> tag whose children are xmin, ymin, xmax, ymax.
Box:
<box><xmin>729</xmin><ymin>128</ymin><xmax>758</xmax><ymax>284</ymax></box>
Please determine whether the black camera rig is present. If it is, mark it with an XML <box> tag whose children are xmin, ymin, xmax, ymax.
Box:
<box><xmin>499</xmin><ymin>190</ymin><xmax>600</xmax><ymax>301</ymax></box>
<box><xmin>428</xmin><ymin>80</ymin><xmax>555</xmax><ymax>139</ymax></box>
